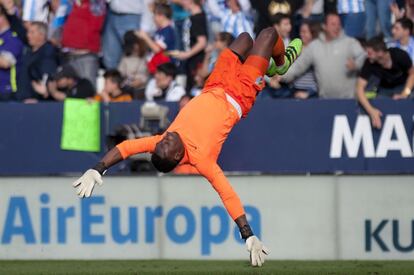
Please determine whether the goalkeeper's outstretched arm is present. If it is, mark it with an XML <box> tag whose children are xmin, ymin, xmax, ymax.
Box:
<box><xmin>72</xmin><ymin>135</ymin><xmax>162</xmax><ymax>198</ymax></box>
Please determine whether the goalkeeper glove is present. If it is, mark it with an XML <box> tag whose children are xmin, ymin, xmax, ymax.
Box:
<box><xmin>72</xmin><ymin>162</ymin><xmax>106</xmax><ymax>198</ymax></box>
<box><xmin>246</xmin><ymin>236</ymin><xmax>270</xmax><ymax>267</ymax></box>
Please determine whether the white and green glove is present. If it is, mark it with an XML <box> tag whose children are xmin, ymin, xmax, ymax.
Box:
<box><xmin>246</xmin><ymin>236</ymin><xmax>270</xmax><ymax>267</ymax></box>
<box><xmin>72</xmin><ymin>169</ymin><xmax>103</xmax><ymax>198</ymax></box>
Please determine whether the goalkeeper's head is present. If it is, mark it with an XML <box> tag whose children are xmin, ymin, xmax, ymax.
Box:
<box><xmin>151</xmin><ymin>131</ymin><xmax>185</xmax><ymax>173</ymax></box>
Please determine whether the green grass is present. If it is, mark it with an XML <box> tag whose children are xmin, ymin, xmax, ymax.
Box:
<box><xmin>1</xmin><ymin>260</ymin><xmax>414</xmax><ymax>274</ymax></box>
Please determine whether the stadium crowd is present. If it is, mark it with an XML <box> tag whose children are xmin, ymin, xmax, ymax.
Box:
<box><xmin>0</xmin><ymin>0</ymin><xmax>413</xmax><ymax>115</ymax></box>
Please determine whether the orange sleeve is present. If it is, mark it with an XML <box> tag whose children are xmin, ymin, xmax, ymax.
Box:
<box><xmin>116</xmin><ymin>135</ymin><xmax>163</xmax><ymax>159</ymax></box>
<box><xmin>196</xmin><ymin>161</ymin><xmax>245</xmax><ymax>220</ymax></box>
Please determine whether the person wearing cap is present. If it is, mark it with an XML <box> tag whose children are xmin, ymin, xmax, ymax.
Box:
<box><xmin>144</xmin><ymin>62</ymin><xmax>186</xmax><ymax>102</ymax></box>
<box><xmin>46</xmin><ymin>65</ymin><xmax>96</xmax><ymax>101</ymax></box>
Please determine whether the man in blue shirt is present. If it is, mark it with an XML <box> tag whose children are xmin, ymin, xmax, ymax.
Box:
<box><xmin>17</xmin><ymin>22</ymin><xmax>58</xmax><ymax>102</ymax></box>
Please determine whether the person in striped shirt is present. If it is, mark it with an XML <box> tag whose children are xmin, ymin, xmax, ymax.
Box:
<box><xmin>337</xmin><ymin>0</ymin><xmax>366</xmax><ymax>39</ymax></box>
<box><xmin>221</xmin><ymin>0</ymin><xmax>254</xmax><ymax>38</ymax></box>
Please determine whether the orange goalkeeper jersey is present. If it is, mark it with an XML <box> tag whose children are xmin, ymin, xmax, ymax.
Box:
<box><xmin>116</xmin><ymin>49</ymin><xmax>269</xmax><ymax>221</ymax></box>
<box><xmin>116</xmin><ymin>88</ymin><xmax>244</xmax><ymax>220</ymax></box>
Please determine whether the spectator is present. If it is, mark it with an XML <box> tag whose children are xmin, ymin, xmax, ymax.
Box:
<box><xmin>293</xmin><ymin>0</ymin><xmax>324</xmax><ymax>36</ymax></box>
<box><xmin>169</xmin><ymin>0</ymin><xmax>208</xmax><ymax>92</ymax></box>
<box><xmin>291</xmin><ymin>20</ymin><xmax>321</xmax><ymax>99</ymax></box>
<box><xmin>365</xmin><ymin>0</ymin><xmax>393</xmax><ymax>40</ymax></box>
<box><xmin>222</xmin><ymin>0</ymin><xmax>254</xmax><ymax>38</ymax></box>
<box><xmin>337</xmin><ymin>0</ymin><xmax>365</xmax><ymax>39</ymax></box>
<box><xmin>0</xmin><ymin>6</ymin><xmax>23</xmax><ymax>101</ymax></box>
<box><xmin>205</xmin><ymin>0</ymin><xmax>252</xmax><ymax>39</ymax></box>
<box><xmin>48</xmin><ymin>0</ymin><xmax>72</xmax><ymax>47</ymax></box>
<box><xmin>389</xmin><ymin>17</ymin><xmax>414</xmax><ymax>62</ymax></box>
<box><xmin>278</xmin><ymin>12</ymin><xmax>366</xmax><ymax>98</ymax></box>
<box><xmin>171</xmin><ymin>0</ymin><xmax>189</xmax><ymax>50</ymax></box>
<box><xmin>249</xmin><ymin>0</ymin><xmax>304</xmax><ymax>34</ymax></box>
<box><xmin>94</xmin><ymin>70</ymin><xmax>132</xmax><ymax>102</ymax></box>
<box><xmin>46</xmin><ymin>64</ymin><xmax>95</xmax><ymax>101</ymax></box>
<box><xmin>356</xmin><ymin>37</ymin><xmax>414</xmax><ymax>129</ymax></box>
<box><xmin>102</xmin><ymin>0</ymin><xmax>145</xmax><ymax>69</ymax></box>
<box><xmin>61</xmin><ymin>0</ymin><xmax>106</xmax><ymax>87</ymax></box>
<box><xmin>205</xmin><ymin>0</ymin><xmax>254</xmax><ymax>38</ymax></box>
<box><xmin>406</xmin><ymin>0</ymin><xmax>414</xmax><ymax>21</ymax></box>
<box><xmin>145</xmin><ymin>62</ymin><xmax>186</xmax><ymax>101</ymax></box>
<box><xmin>18</xmin><ymin>22</ymin><xmax>58</xmax><ymax>102</ymax></box>
<box><xmin>136</xmin><ymin>3</ymin><xmax>176</xmax><ymax>74</ymax></box>
<box><xmin>22</xmin><ymin>0</ymin><xmax>49</xmax><ymax>22</ymax></box>
<box><xmin>272</xmin><ymin>13</ymin><xmax>292</xmax><ymax>46</ymax></box>
<box><xmin>199</xmin><ymin>31</ymin><xmax>234</xmax><ymax>78</ymax></box>
<box><xmin>390</xmin><ymin>0</ymin><xmax>406</xmax><ymax>20</ymax></box>
<box><xmin>1</xmin><ymin>0</ymin><xmax>28</xmax><ymax>44</ymax></box>
<box><xmin>298</xmin><ymin>0</ymin><xmax>324</xmax><ymax>22</ymax></box>
<box><xmin>118</xmin><ymin>31</ymin><xmax>149</xmax><ymax>98</ymax></box>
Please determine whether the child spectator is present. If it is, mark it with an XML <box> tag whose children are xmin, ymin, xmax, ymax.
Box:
<box><xmin>145</xmin><ymin>62</ymin><xmax>185</xmax><ymax>101</ymax></box>
<box><xmin>199</xmin><ymin>32</ymin><xmax>234</xmax><ymax>79</ymax></box>
<box><xmin>169</xmin><ymin>0</ymin><xmax>208</xmax><ymax>93</ymax></box>
<box><xmin>136</xmin><ymin>3</ymin><xmax>176</xmax><ymax>74</ymax></box>
<box><xmin>94</xmin><ymin>69</ymin><xmax>132</xmax><ymax>102</ymax></box>
<box><xmin>118</xmin><ymin>31</ymin><xmax>149</xmax><ymax>98</ymax></box>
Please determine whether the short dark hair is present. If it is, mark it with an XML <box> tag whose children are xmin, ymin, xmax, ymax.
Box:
<box><xmin>123</xmin><ymin>30</ymin><xmax>147</xmax><ymax>57</ymax></box>
<box><xmin>156</xmin><ymin>62</ymin><xmax>177</xmax><ymax>78</ymax></box>
<box><xmin>396</xmin><ymin>17</ymin><xmax>414</xmax><ymax>34</ymax></box>
<box><xmin>217</xmin><ymin>32</ymin><xmax>235</xmax><ymax>46</ymax></box>
<box><xmin>324</xmin><ymin>12</ymin><xmax>340</xmax><ymax>24</ymax></box>
<box><xmin>154</xmin><ymin>3</ymin><xmax>173</xmax><ymax>19</ymax></box>
<box><xmin>366</xmin><ymin>36</ymin><xmax>387</xmax><ymax>52</ymax></box>
<box><xmin>192</xmin><ymin>0</ymin><xmax>203</xmax><ymax>7</ymax></box>
<box><xmin>271</xmin><ymin>13</ymin><xmax>290</xmax><ymax>25</ymax></box>
<box><xmin>54</xmin><ymin>64</ymin><xmax>78</xmax><ymax>80</ymax></box>
<box><xmin>104</xmin><ymin>69</ymin><xmax>124</xmax><ymax>87</ymax></box>
<box><xmin>151</xmin><ymin>153</ymin><xmax>179</xmax><ymax>173</ymax></box>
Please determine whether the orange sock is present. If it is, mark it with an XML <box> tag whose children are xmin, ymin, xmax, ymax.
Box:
<box><xmin>272</xmin><ymin>35</ymin><xmax>285</xmax><ymax>66</ymax></box>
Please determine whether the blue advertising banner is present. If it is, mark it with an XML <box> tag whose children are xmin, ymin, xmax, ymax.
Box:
<box><xmin>0</xmin><ymin>99</ymin><xmax>413</xmax><ymax>175</ymax></box>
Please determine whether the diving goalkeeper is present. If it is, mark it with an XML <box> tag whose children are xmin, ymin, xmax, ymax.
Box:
<box><xmin>73</xmin><ymin>27</ymin><xmax>302</xmax><ymax>267</ymax></box>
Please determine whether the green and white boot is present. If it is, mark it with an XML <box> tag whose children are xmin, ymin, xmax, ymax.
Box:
<box><xmin>267</xmin><ymin>38</ymin><xmax>303</xmax><ymax>76</ymax></box>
